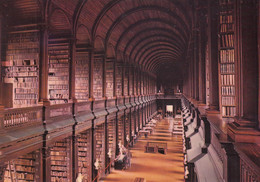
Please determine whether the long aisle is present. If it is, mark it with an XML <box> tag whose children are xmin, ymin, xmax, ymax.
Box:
<box><xmin>103</xmin><ymin>117</ymin><xmax>184</xmax><ymax>182</ymax></box>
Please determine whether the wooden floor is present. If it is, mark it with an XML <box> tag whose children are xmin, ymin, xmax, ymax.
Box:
<box><xmin>102</xmin><ymin>117</ymin><xmax>184</xmax><ymax>182</ymax></box>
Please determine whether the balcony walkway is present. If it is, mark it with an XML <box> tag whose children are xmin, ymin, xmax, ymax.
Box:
<box><xmin>102</xmin><ymin>117</ymin><xmax>184</xmax><ymax>182</ymax></box>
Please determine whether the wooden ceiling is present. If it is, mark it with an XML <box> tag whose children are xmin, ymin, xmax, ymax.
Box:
<box><xmin>2</xmin><ymin>0</ymin><xmax>193</xmax><ymax>75</ymax></box>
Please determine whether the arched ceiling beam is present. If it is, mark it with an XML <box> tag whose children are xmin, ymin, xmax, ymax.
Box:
<box><xmin>115</xmin><ymin>19</ymin><xmax>187</xmax><ymax>55</ymax></box>
<box><xmin>143</xmin><ymin>50</ymin><xmax>179</xmax><ymax>70</ymax></box>
<box><xmin>72</xmin><ymin>0</ymin><xmax>88</xmax><ymax>34</ymax></box>
<box><xmin>135</xmin><ymin>45</ymin><xmax>181</xmax><ymax>65</ymax></box>
<box><xmin>92</xmin><ymin>0</ymin><xmax>191</xmax><ymax>38</ymax></box>
<box><xmin>144</xmin><ymin>53</ymin><xmax>178</xmax><ymax>71</ymax></box>
<box><xmin>121</xmin><ymin>28</ymin><xmax>186</xmax><ymax>56</ymax></box>
<box><xmin>151</xmin><ymin>59</ymin><xmax>176</xmax><ymax>73</ymax></box>
<box><xmin>104</xmin><ymin>6</ymin><xmax>190</xmax><ymax>49</ymax></box>
<box><xmin>130</xmin><ymin>38</ymin><xmax>183</xmax><ymax>62</ymax></box>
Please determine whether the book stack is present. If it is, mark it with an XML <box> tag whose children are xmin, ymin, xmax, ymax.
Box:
<box><xmin>93</xmin><ymin>58</ymin><xmax>103</xmax><ymax>99</ymax></box>
<box><xmin>2</xmin><ymin>31</ymin><xmax>39</xmax><ymax>108</ymax></box>
<box><xmin>75</xmin><ymin>52</ymin><xmax>90</xmax><ymax>101</ymax></box>
<box><xmin>124</xmin><ymin>67</ymin><xmax>129</xmax><ymax>96</ymax></box>
<box><xmin>219</xmin><ymin>0</ymin><xmax>236</xmax><ymax>117</ymax></box>
<box><xmin>4</xmin><ymin>150</ymin><xmax>40</xmax><ymax>182</ymax></box>
<box><xmin>77</xmin><ymin>131</ymin><xmax>91</xmax><ymax>181</ymax></box>
<box><xmin>95</xmin><ymin>124</ymin><xmax>105</xmax><ymax>172</ymax></box>
<box><xmin>108</xmin><ymin>119</ymin><xmax>116</xmax><ymax>161</ymax></box>
<box><xmin>116</xmin><ymin>63</ymin><xmax>123</xmax><ymax>96</ymax></box>
<box><xmin>50</xmin><ymin>139</ymin><xmax>71</xmax><ymax>182</ymax></box>
<box><xmin>48</xmin><ymin>41</ymin><xmax>70</xmax><ymax>105</ymax></box>
<box><xmin>106</xmin><ymin>61</ymin><xmax>114</xmax><ymax>98</ymax></box>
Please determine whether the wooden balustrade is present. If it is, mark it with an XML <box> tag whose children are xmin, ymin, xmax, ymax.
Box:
<box><xmin>49</xmin><ymin>103</ymin><xmax>73</xmax><ymax>118</ymax></box>
<box><xmin>3</xmin><ymin>106</ymin><xmax>43</xmax><ymax>129</ymax></box>
<box><xmin>0</xmin><ymin>95</ymin><xmax>155</xmax><ymax>131</ymax></box>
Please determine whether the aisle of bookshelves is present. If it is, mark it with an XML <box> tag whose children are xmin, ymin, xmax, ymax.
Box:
<box><xmin>93</xmin><ymin>57</ymin><xmax>103</xmax><ymax>99</ymax></box>
<box><xmin>125</xmin><ymin>114</ymin><xmax>130</xmax><ymax>143</ymax></box>
<box><xmin>2</xmin><ymin>30</ymin><xmax>39</xmax><ymax>108</ymax></box>
<box><xmin>48</xmin><ymin>41</ymin><xmax>70</xmax><ymax>105</ymax></box>
<box><xmin>95</xmin><ymin>124</ymin><xmax>105</xmax><ymax>172</ymax></box>
<box><xmin>4</xmin><ymin>150</ymin><xmax>40</xmax><ymax>182</ymax></box>
<box><xmin>118</xmin><ymin>116</ymin><xmax>125</xmax><ymax>146</ymax></box>
<box><xmin>75</xmin><ymin>52</ymin><xmax>89</xmax><ymax>101</ymax></box>
<box><xmin>50</xmin><ymin>138</ymin><xmax>71</xmax><ymax>182</ymax></box>
<box><xmin>106</xmin><ymin>61</ymin><xmax>114</xmax><ymax>98</ymax></box>
<box><xmin>124</xmin><ymin>67</ymin><xmax>129</xmax><ymax>96</ymax></box>
<box><xmin>107</xmin><ymin>119</ymin><xmax>116</xmax><ymax>161</ymax></box>
<box><xmin>218</xmin><ymin>0</ymin><xmax>236</xmax><ymax>117</ymax></box>
<box><xmin>76</xmin><ymin>130</ymin><xmax>91</xmax><ymax>181</ymax></box>
<box><xmin>116</xmin><ymin>63</ymin><xmax>123</xmax><ymax>96</ymax></box>
<box><xmin>129</xmin><ymin>68</ymin><xmax>133</xmax><ymax>95</ymax></box>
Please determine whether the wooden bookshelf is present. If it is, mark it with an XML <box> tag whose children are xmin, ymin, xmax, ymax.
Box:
<box><xmin>76</xmin><ymin>130</ymin><xmax>91</xmax><ymax>181</ymax></box>
<box><xmin>124</xmin><ymin>66</ymin><xmax>128</xmax><ymax>96</ymax></box>
<box><xmin>107</xmin><ymin>119</ymin><xmax>116</xmax><ymax>161</ymax></box>
<box><xmin>2</xmin><ymin>31</ymin><xmax>39</xmax><ymax>108</ymax></box>
<box><xmin>116</xmin><ymin>62</ymin><xmax>123</xmax><ymax>96</ymax></box>
<box><xmin>75</xmin><ymin>52</ymin><xmax>89</xmax><ymax>101</ymax></box>
<box><xmin>50</xmin><ymin>138</ymin><xmax>71</xmax><ymax>182</ymax></box>
<box><xmin>93</xmin><ymin>57</ymin><xmax>103</xmax><ymax>99</ymax></box>
<box><xmin>4</xmin><ymin>150</ymin><xmax>40</xmax><ymax>182</ymax></box>
<box><xmin>106</xmin><ymin>61</ymin><xmax>114</xmax><ymax>99</ymax></box>
<box><xmin>218</xmin><ymin>0</ymin><xmax>236</xmax><ymax>117</ymax></box>
<box><xmin>95</xmin><ymin>124</ymin><xmax>105</xmax><ymax>172</ymax></box>
<box><xmin>48</xmin><ymin>41</ymin><xmax>70</xmax><ymax>105</ymax></box>
<box><xmin>118</xmin><ymin>115</ymin><xmax>125</xmax><ymax>146</ymax></box>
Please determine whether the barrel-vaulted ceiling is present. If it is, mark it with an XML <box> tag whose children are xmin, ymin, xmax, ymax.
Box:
<box><xmin>3</xmin><ymin>0</ymin><xmax>193</xmax><ymax>76</ymax></box>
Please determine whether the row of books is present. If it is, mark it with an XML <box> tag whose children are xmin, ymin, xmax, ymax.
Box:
<box><xmin>48</xmin><ymin>84</ymin><xmax>68</xmax><ymax>90</ymax></box>
<box><xmin>7</xmin><ymin>42</ymin><xmax>39</xmax><ymax>49</ymax></box>
<box><xmin>222</xmin><ymin>96</ymin><xmax>235</xmax><ymax>105</ymax></box>
<box><xmin>49</xmin><ymin>76</ymin><xmax>69</xmax><ymax>81</ymax></box>
<box><xmin>220</xmin><ymin>23</ymin><xmax>234</xmax><ymax>32</ymax></box>
<box><xmin>221</xmin><ymin>86</ymin><xmax>235</xmax><ymax>95</ymax></box>
<box><xmin>49</xmin><ymin>59</ymin><xmax>69</xmax><ymax>64</ymax></box>
<box><xmin>15</xmin><ymin>94</ymin><xmax>38</xmax><ymax>99</ymax></box>
<box><xmin>220</xmin><ymin>14</ymin><xmax>233</xmax><ymax>24</ymax></box>
<box><xmin>48</xmin><ymin>80</ymin><xmax>68</xmax><ymax>85</ymax></box>
<box><xmin>222</xmin><ymin>106</ymin><xmax>236</xmax><ymax>117</ymax></box>
<box><xmin>6</xmin><ymin>48</ymin><xmax>39</xmax><ymax>54</ymax></box>
<box><xmin>220</xmin><ymin>64</ymin><xmax>235</xmax><ymax>73</ymax></box>
<box><xmin>8</xmin><ymin>32</ymin><xmax>39</xmax><ymax>42</ymax></box>
<box><xmin>220</xmin><ymin>74</ymin><xmax>235</xmax><ymax>85</ymax></box>
<box><xmin>220</xmin><ymin>34</ymin><xmax>234</xmax><ymax>48</ymax></box>
<box><xmin>220</xmin><ymin>49</ymin><xmax>234</xmax><ymax>63</ymax></box>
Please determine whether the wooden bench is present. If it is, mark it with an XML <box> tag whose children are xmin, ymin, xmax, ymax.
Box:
<box><xmin>134</xmin><ymin>177</ymin><xmax>146</xmax><ymax>182</ymax></box>
<box><xmin>145</xmin><ymin>142</ymin><xmax>158</xmax><ymax>153</ymax></box>
<box><xmin>157</xmin><ymin>142</ymin><xmax>167</xmax><ymax>154</ymax></box>
<box><xmin>139</xmin><ymin>130</ymin><xmax>150</xmax><ymax>138</ymax></box>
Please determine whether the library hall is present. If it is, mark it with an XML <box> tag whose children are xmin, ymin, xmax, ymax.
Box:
<box><xmin>0</xmin><ymin>0</ymin><xmax>259</xmax><ymax>181</ymax></box>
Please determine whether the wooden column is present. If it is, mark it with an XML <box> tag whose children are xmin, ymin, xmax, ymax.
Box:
<box><xmin>69</xmin><ymin>38</ymin><xmax>76</xmax><ymax>102</ymax></box>
<box><xmin>236</xmin><ymin>0</ymin><xmax>258</xmax><ymax>122</ymax></box>
<box><xmin>103</xmin><ymin>55</ymin><xmax>106</xmax><ymax>98</ymax></box>
<box><xmin>258</xmin><ymin>1</ymin><xmax>260</xmax><ymax>130</ymax></box>
<box><xmin>207</xmin><ymin>0</ymin><xmax>219</xmax><ymax>111</ymax></box>
<box><xmin>0</xmin><ymin>12</ymin><xmax>3</xmax><ymax>106</ymax></box>
<box><xmin>39</xmin><ymin>25</ymin><xmax>50</xmax><ymax>104</ymax></box>
<box><xmin>198</xmin><ymin>6</ymin><xmax>207</xmax><ymax>104</ymax></box>
<box><xmin>89</xmin><ymin>51</ymin><xmax>94</xmax><ymax>99</ymax></box>
<box><xmin>228</xmin><ymin>0</ymin><xmax>260</xmax><ymax>143</ymax></box>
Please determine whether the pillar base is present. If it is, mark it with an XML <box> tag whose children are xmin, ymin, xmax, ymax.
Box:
<box><xmin>228</xmin><ymin>118</ymin><xmax>260</xmax><ymax>144</ymax></box>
